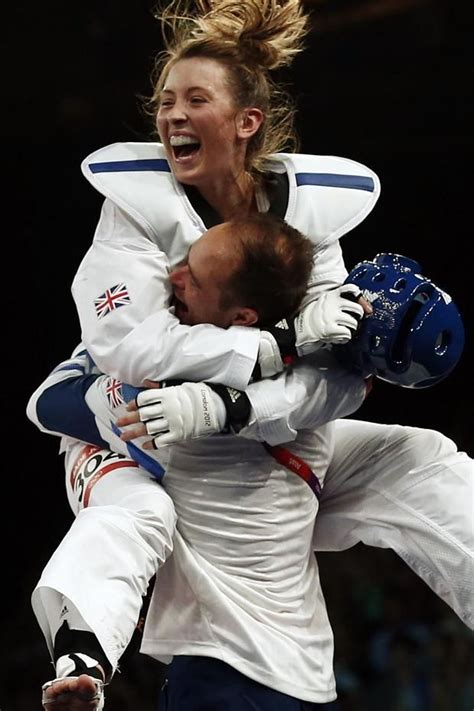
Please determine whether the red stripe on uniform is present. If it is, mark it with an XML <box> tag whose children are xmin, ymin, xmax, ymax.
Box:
<box><xmin>262</xmin><ymin>443</ymin><xmax>322</xmax><ymax>498</ymax></box>
<box><xmin>70</xmin><ymin>445</ymin><xmax>102</xmax><ymax>490</ymax></box>
<box><xmin>83</xmin><ymin>459</ymin><xmax>139</xmax><ymax>507</ymax></box>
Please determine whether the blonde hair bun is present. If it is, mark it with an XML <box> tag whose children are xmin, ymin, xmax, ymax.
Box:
<box><xmin>157</xmin><ymin>0</ymin><xmax>309</xmax><ymax>71</ymax></box>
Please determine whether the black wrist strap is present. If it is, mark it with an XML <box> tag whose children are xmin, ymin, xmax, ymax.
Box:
<box><xmin>251</xmin><ymin>317</ymin><xmax>298</xmax><ymax>382</ymax></box>
<box><xmin>54</xmin><ymin>620</ymin><xmax>112</xmax><ymax>680</ymax></box>
<box><xmin>206</xmin><ymin>383</ymin><xmax>251</xmax><ymax>434</ymax></box>
<box><xmin>265</xmin><ymin>317</ymin><xmax>297</xmax><ymax>359</ymax></box>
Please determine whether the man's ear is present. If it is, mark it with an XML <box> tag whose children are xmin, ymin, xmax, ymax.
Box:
<box><xmin>236</xmin><ymin>108</ymin><xmax>264</xmax><ymax>141</ymax></box>
<box><xmin>231</xmin><ymin>307</ymin><xmax>259</xmax><ymax>327</ymax></box>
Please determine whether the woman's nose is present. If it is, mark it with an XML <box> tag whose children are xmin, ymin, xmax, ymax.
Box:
<box><xmin>168</xmin><ymin>101</ymin><xmax>187</xmax><ymax>123</ymax></box>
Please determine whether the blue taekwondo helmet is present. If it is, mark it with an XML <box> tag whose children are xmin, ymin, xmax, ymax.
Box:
<box><xmin>335</xmin><ymin>253</ymin><xmax>465</xmax><ymax>388</ymax></box>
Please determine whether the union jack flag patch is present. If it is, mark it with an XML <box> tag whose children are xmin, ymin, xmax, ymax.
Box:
<box><xmin>106</xmin><ymin>378</ymin><xmax>124</xmax><ymax>409</ymax></box>
<box><xmin>94</xmin><ymin>283</ymin><xmax>131</xmax><ymax>319</ymax></box>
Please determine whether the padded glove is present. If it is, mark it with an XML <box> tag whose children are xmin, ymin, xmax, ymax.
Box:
<box><xmin>295</xmin><ymin>284</ymin><xmax>364</xmax><ymax>355</ymax></box>
<box><xmin>136</xmin><ymin>382</ymin><xmax>227</xmax><ymax>448</ymax></box>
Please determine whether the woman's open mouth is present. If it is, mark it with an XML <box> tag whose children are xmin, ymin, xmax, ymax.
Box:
<box><xmin>170</xmin><ymin>135</ymin><xmax>201</xmax><ymax>163</ymax></box>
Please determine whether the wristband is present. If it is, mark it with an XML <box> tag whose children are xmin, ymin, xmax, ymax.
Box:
<box><xmin>266</xmin><ymin>317</ymin><xmax>297</xmax><ymax>360</ymax></box>
<box><xmin>206</xmin><ymin>383</ymin><xmax>251</xmax><ymax>434</ymax></box>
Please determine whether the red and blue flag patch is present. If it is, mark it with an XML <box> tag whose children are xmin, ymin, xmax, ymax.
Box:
<box><xmin>106</xmin><ymin>377</ymin><xmax>124</xmax><ymax>409</ymax></box>
<box><xmin>94</xmin><ymin>283</ymin><xmax>131</xmax><ymax>319</ymax></box>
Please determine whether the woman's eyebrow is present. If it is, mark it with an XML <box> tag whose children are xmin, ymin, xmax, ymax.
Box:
<box><xmin>162</xmin><ymin>85</ymin><xmax>210</xmax><ymax>95</ymax></box>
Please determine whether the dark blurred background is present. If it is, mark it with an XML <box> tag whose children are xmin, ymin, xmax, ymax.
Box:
<box><xmin>3</xmin><ymin>0</ymin><xmax>473</xmax><ymax>708</ymax></box>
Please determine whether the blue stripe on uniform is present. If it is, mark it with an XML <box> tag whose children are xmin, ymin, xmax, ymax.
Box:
<box><xmin>36</xmin><ymin>375</ymin><xmax>109</xmax><ymax>449</ymax></box>
<box><xmin>53</xmin><ymin>362</ymin><xmax>86</xmax><ymax>374</ymax></box>
<box><xmin>89</xmin><ymin>159</ymin><xmax>171</xmax><ymax>174</ymax></box>
<box><xmin>89</xmin><ymin>162</ymin><xmax>373</xmax><ymax>192</ymax></box>
<box><xmin>296</xmin><ymin>172</ymin><xmax>375</xmax><ymax>192</ymax></box>
<box><xmin>111</xmin><ymin>422</ymin><xmax>166</xmax><ymax>482</ymax></box>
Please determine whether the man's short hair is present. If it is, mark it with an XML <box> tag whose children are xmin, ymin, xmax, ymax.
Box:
<box><xmin>220</xmin><ymin>214</ymin><xmax>315</xmax><ymax>327</ymax></box>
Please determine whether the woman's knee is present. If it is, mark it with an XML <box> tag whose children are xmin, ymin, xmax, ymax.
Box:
<box><xmin>397</xmin><ymin>426</ymin><xmax>458</xmax><ymax>466</ymax></box>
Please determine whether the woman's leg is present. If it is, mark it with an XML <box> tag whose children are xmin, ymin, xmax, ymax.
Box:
<box><xmin>33</xmin><ymin>441</ymin><xmax>177</xmax><ymax>676</ymax></box>
<box><xmin>314</xmin><ymin>419</ymin><xmax>474</xmax><ymax>629</ymax></box>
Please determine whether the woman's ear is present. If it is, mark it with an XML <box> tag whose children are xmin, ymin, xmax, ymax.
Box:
<box><xmin>237</xmin><ymin>108</ymin><xmax>265</xmax><ymax>140</ymax></box>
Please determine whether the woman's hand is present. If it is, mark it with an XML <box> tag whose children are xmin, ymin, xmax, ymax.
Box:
<box><xmin>116</xmin><ymin>382</ymin><xmax>226</xmax><ymax>449</ymax></box>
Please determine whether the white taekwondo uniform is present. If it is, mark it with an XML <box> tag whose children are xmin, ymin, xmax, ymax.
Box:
<box><xmin>28</xmin><ymin>345</ymin><xmax>367</xmax><ymax>703</ymax></box>
<box><xmin>72</xmin><ymin>142</ymin><xmax>473</xmax><ymax>628</ymax></box>
<box><xmin>28</xmin><ymin>142</ymin><xmax>473</xmax><ymax>699</ymax></box>
<box><xmin>71</xmin><ymin>142</ymin><xmax>379</xmax><ymax>388</ymax></box>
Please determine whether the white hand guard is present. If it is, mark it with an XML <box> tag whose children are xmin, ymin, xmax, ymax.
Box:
<box><xmin>295</xmin><ymin>284</ymin><xmax>365</xmax><ymax>355</ymax></box>
<box><xmin>137</xmin><ymin>382</ymin><xmax>227</xmax><ymax>448</ymax></box>
<box><xmin>258</xmin><ymin>331</ymin><xmax>284</xmax><ymax>378</ymax></box>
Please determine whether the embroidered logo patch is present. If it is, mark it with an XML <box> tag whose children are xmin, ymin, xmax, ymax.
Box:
<box><xmin>94</xmin><ymin>283</ymin><xmax>131</xmax><ymax>319</ymax></box>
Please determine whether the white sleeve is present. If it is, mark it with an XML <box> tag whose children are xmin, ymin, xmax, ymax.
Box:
<box><xmin>239</xmin><ymin>351</ymin><xmax>367</xmax><ymax>446</ymax></box>
<box><xmin>71</xmin><ymin>200</ymin><xmax>260</xmax><ymax>389</ymax></box>
<box><xmin>299</xmin><ymin>239</ymin><xmax>349</xmax><ymax>310</ymax></box>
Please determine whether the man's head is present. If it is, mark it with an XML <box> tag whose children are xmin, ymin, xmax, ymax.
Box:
<box><xmin>170</xmin><ymin>213</ymin><xmax>314</xmax><ymax>328</ymax></box>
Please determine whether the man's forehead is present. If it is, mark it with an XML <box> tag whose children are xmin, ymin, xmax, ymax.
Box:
<box><xmin>189</xmin><ymin>226</ymin><xmax>239</xmax><ymax>273</ymax></box>
<box><xmin>192</xmin><ymin>225</ymin><xmax>225</xmax><ymax>254</ymax></box>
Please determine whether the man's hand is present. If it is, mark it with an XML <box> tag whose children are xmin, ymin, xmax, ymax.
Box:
<box><xmin>295</xmin><ymin>284</ymin><xmax>368</xmax><ymax>355</ymax></box>
<box><xmin>117</xmin><ymin>382</ymin><xmax>226</xmax><ymax>449</ymax></box>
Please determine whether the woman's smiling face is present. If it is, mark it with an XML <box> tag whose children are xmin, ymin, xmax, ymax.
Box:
<box><xmin>156</xmin><ymin>57</ymin><xmax>247</xmax><ymax>188</ymax></box>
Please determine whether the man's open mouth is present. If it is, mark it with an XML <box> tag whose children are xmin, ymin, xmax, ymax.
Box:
<box><xmin>171</xmin><ymin>293</ymin><xmax>189</xmax><ymax>319</ymax></box>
